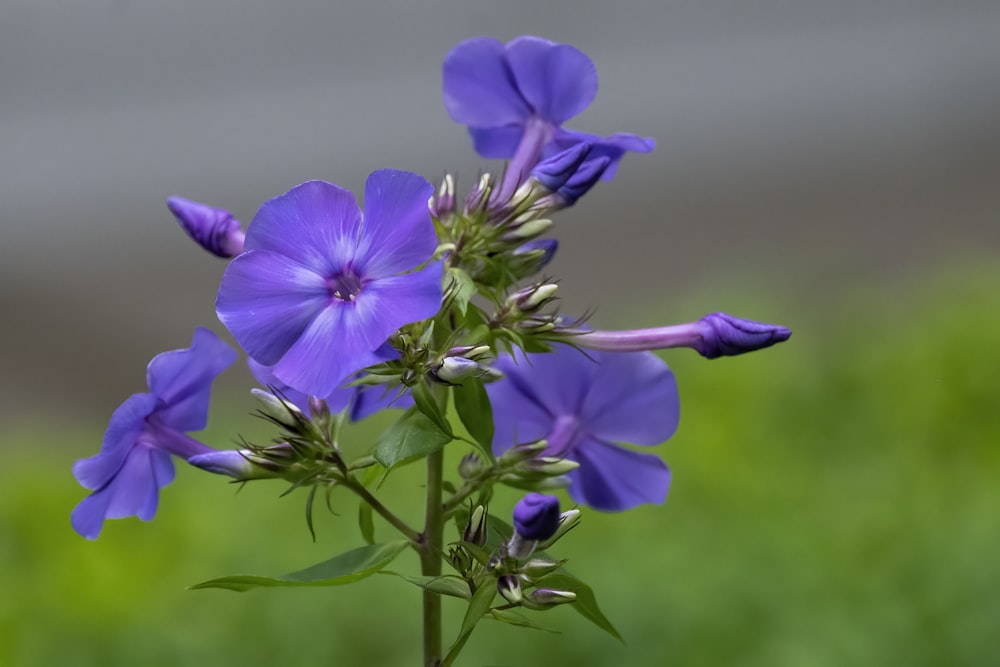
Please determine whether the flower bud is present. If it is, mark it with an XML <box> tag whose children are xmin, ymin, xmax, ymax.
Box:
<box><xmin>513</xmin><ymin>456</ymin><xmax>580</xmax><ymax>477</ymax></box>
<box><xmin>511</xmin><ymin>239</ymin><xmax>558</xmax><ymax>275</ymax></box>
<box><xmin>447</xmin><ymin>345</ymin><xmax>492</xmax><ymax>361</ymax></box>
<box><xmin>526</xmin><ymin>588</ymin><xmax>576</xmax><ymax>607</ymax></box>
<box><xmin>251</xmin><ymin>388</ymin><xmax>306</xmax><ymax>431</ymax></box>
<box><xmin>166</xmin><ymin>196</ymin><xmax>245</xmax><ymax>258</ymax></box>
<box><xmin>464</xmin><ymin>173</ymin><xmax>494</xmax><ymax>214</ymax></box>
<box><xmin>463</xmin><ymin>504</ymin><xmax>488</xmax><ymax>547</ymax></box>
<box><xmin>429</xmin><ymin>173</ymin><xmax>456</xmax><ymax>218</ymax></box>
<box><xmin>513</xmin><ymin>493</ymin><xmax>561</xmax><ymax>542</ymax></box>
<box><xmin>500</xmin><ymin>218</ymin><xmax>552</xmax><ymax>242</ymax></box>
<box><xmin>555</xmin><ymin>155</ymin><xmax>611</xmax><ymax>206</ymax></box>
<box><xmin>519</xmin><ymin>558</ymin><xmax>564</xmax><ymax>579</ymax></box>
<box><xmin>530</xmin><ymin>143</ymin><xmax>593</xmax><ymax>193</ymax></box>
<box><xmin>498</xmin><ymin>440</ymin><xmax>548</xmax><ymax>466</ymax></box>
<box><xmin>497</xmin><ymin>575</ymin><xmax>523</xmax><ymax>605</ymax></box>
<box><xmin>506</xmin><ymin>283</ymin><xmax>558</xmax><ymax>313</ymax></box>
<box><xmin>458</xmin><ymin>453</ymin><xmax>483</xmax><ymax>479</ymax></box>
<box><xmin>694</xmin><ymin>312</ymin><xmax>793</xmax><ymax>359</ymax></box>
<box><xmin>187</xmin><ymin>449</ymin><xmax>284</xmax><ymax>481</ymax></box>
<box><xmin>538</xmin><ymin>509</ymin><xmax>581</xmax><ymax>549</ymax></box>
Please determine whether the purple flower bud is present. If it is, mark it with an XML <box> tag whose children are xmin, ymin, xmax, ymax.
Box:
<box><xmin>429</xmin><ymin>174</ymin><xmax>456</xmax><ymax>218</ymax></box>
<box><xmin>531</xmin><ymin>143</ymin><xmax>592</xmax><ymax>192</ymax></box>
<box><xmin>166</xmin><ymin>196</ymin><xmax>245</xmax><ymax>258</ymax></box>
<box><xmin>513</xmin><ymin>493</ymin><xmax>561</xmax><ymax>541</ymax></box>
<box><xmin>555</xmin><ymin>155</ymin><xmax>611</xmax><ymax>206</ymax></box>
<box><xmin>694</xmin><ymin>312</ymin><xmax>793</xmax><ymax>359</ymax></box>
<box><xmin>187</xmin><ymin>449</ymin><xmax>283</xmax><ymax>481</ymax></box>
<box><xmin>434</xmin><ymin>356</ymin><xmax>481</xmax><ymax>383</ymax></box>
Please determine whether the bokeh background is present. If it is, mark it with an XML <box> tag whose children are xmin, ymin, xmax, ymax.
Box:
<box><xmin>2</xmin><ymin>1</ymin><xmax>999</xmax><ymax>665</ymax></box>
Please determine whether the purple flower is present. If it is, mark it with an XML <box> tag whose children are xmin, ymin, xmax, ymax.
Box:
<box><xmin>166</xmin><ymin>196</ymin><xmax>246</xmax><ymax>258</ymax></box>
<box><xmin>71</xmin><ymin>328</ymin><xmax>236</xmax><ymax>539</ymax></box>
<box><xmin>442</xmin><ymin>36</ymin><xmax>654</xmax><ymax>196</ymax></box>
<box><xmin>574</xmin><ymin>312</ymin><xmax>792</xmax><ymax>358</ymax></box>
<box><xmin>216</xmin><ymin>171</ymin><xmax>444</xmax><ymax>398</ymax></box>
<box><xmin>513</xmin><ymin>493</ymin><xmax>561</xmax><ymax>541</ymax></box>
<box><xmin>488</xmin><ymin>346</ymin><xmax>679</xmax><ymax>512</ymax></box>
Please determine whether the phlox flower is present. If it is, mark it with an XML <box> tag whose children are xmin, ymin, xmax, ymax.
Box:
<box><xmin>216</xmin><ymin>170</ymin><xmax>444</xmax><ymax>398</ymax></box>
<box><xmin>488</xmin><ymin>345</ymin><xmax>679</xmax><ymax>511</ymax></box>
<box><xmin>71</xmin><ymin>328</ymin><xmax>236</xmax><ymax>539</ymax></box>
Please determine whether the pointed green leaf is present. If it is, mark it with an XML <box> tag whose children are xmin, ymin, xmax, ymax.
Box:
<box><xmin>189</xmin><ymin>541</ymin><xmax>409</xmax><ymax>592</ymax></box>
<box><xmin>411</xmin><ymin>381</ymin><xmax>454</xmax><ymax>438</ymax></box>
<box><xmin>488</xmin><ymin>608</ymin><xmax>560</xmax><ymax>633</ymax></box>
<box><xmin>536</xmin><ymin>573</ymin><xmax>623</xmax><ymax>642</ymax></box>
<box><xmin>452</xmin><ymin>378</ymin><xmax>494</xmax><ymax>459</ymax></box>
<box><xmin>358</xmin><ymin>502</ymin><xmax>375</xmax><ymax>545</ymax></box>
<box><xmin>447</xmin><ymin>267</ymin><xmax>476</xmax><ymax>316</ymax></box>
<box><xmin>380</xmin><ymin>571</ymin><xmax>471</xmax><ymax>600</ymax></box>
<box><xmin>374</xmin><ymin>409</ymin><xmax>453</xmax><ymax>470</ymax></box>
<box><xmin>442</xmin><ymin>580</ymin><xmax>496</xmax><ymax>666</ymax></box>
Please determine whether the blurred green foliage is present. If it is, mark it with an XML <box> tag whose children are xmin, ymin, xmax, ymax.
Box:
<box><xmin>2</xmin><ymin>264</ymin><xmax>998</xmax><ymax>666</ymax></box>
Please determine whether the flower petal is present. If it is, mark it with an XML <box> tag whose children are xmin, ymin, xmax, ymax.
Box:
<box><xmin>505</xmin><ymin>36</ymin><xmax>598</xmax><ymax>126</ymax></box>
<box><xmin>469</xmin><ymin>125</ymin><xmax>525</xmax><ymax>159</ymax></box>
<box><xmin>579</xmin><ymin>351</ymin><xmax>680</xmax><ymax>446</ymax></box>
<box><xmin>248</xmin><ymin>358</ymin><xmax>353</xmax><ymax>415</ymax></box>
<box><xmin>443</xmin><ymin>37</ymin><xmax>531</xmax><ymax>128</ymax></box>
<box><xmin>487</xmin><ymin>355</ymin><xmax>555</xmax><ymax>454</ymax></box>
<box><xmin>73</xmin><ymin>392</ymin><xmax>158</xmax><ymax>491</ymax></box>
<box><xmin>351</xmin><ymin>382</ymin><xmax>415</xmax><ymax>421</ymax></box>
<box><xmin>355</xmin><ymin>170</ymin><xmax>437</xmax><ymax>277</ymax></box>
<box><xmin>549</xmin><ymin>129</ymin><xmax>655</xmax><ymax>180</ymax></box>
<box><xmin>497</xmin><ymin>346</ymin><xmax>598</xmax><ymax>419</ymax></box>
<box><xmin>216</xmin><ymin>250</ymin><xmax>329</xmax><ymax>366</ymax></box>
<box><xmin>146</xmin><ymin>328</ymin><xmax>236</xmax><ymax>431</ymax></box>
<box><xmin>569</xmin><ymin>438</ymin><xmax>671</xmax><ymax>511</ymax></box>
<box><xmin>244</xmin><ymin>180</ymin><xmax>362</xmax><ymax>275</ymax></box>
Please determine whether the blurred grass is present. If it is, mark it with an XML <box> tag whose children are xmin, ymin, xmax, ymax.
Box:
<box><xmin>2</xmin><ymin>262</ymin><xmax>999</xmax><ymax>666</ymax></box>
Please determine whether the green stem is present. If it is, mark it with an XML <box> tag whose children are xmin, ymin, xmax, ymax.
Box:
<box><xmin>342</xmin><ymin>478</ymin><xmax>421</xmax><ymax>544</ymax></box>
<box><xmin>421</xmin><ymin>448</ymin><xmax>445</xmax><ymax>666</ymax></box>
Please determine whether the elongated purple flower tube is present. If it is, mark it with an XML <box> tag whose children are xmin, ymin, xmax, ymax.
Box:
<box><xmin>574</xmin><ymin>312</ymin><xmax>791</xmax><ymax>358</ymax></box>
<box><xmin>488</xmin><ymin>346</ymin><xmax>679</xmax><ymax>511</ymax></box>
<box><xmin>167</xmin><ymin>196</ymin><xmax>245</xmax><ymax>258</ymax></box>
<box><xmin>442</xmin><ymin>36</ymin><xmax>654</xmax><ymax>200</ymax></box>
<box><xmin>71</xmin><ymin>328</ymin><xmax>236</xmax><ymax>539</ymax></box>
<box><xmin>216</xmin><ymin>171</ymin><xmax>444</xmax><ymax>397</ymax></box>
<box><xmin>513</xmin><ymin>493</ymin><xmax>561</xmax><ymax>541</ymax></box>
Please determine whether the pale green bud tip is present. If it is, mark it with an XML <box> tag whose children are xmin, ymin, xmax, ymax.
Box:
<box><xmin>502</xmin><ymin>218</ymin><xmax>552</xmax><ymax>241</ymax></box>
<box><xmin>251</xmin><ymin>388</ymin><xmax>304</xmax><ymax>429</ymax></box>
<box><xmin>498</xmin><ymin>575</ymin><xmax>523</xmax><ymax>605</ymax></box>
<box><xmin>463</xmin><ymin>505</ymin><xmax>488</xmax><ymax>547</ymax></box>
<box><xmin>514</xmin><ymin>456</ymin><xmax>580</xmax><ymax>476</ymax></box>
<box><xmin>499</xmin><ymin>440</ymin><xmax>548</xmax><ymax>465</ymax></box>
<box><xmin>527</xmin><ymin>588</ymin><xmax>576</xmax><ymax>606</ymax></box>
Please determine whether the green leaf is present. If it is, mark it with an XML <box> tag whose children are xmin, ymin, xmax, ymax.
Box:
<box><xmin>488</xmin><ymin>608</ymin><xmax>559</xmax><ymax>633</ymax></box>
<box><xmin>411</xmin><ymin>381</ymin><xmax>454</xmax><ymax>438</ymax></box>
<box><xmin>190</xmin><ymin>541</ymin><xmax>409</xmax><ymax>592</ymax></box>
<box><xmin>446</xmin><ymin>267</ymin><xmax>477</xmax><ymax>316</ymax></box>
<box><xmin>442</xmin><ymin>581</ymin><xmax>496</xmax><ymax>666</ymax></box>
<box><xmin>374</xmin><ymin>409</ymin><xmax>453</xmax><ymax>470</ymax></box>
<box><xmin>380</xmin><ymin>571</ymin><xmax>471</xmax><ymax>600</ymax></box>
<box><xmin>452</xmin><ymin>378</ymin><xmax>494</xmax><ymax>459</ymax></box>
<box><xmin>358</xmin><ymin>502</ymin><xmax>374</xmax><ymax>545</ymax></box>
<box><xmin>537</xmin><ymin>573</ymin><xmax>623</xmax><ymax>642</ymax></box>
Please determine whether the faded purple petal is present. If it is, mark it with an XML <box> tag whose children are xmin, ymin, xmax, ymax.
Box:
<box><xmin>505</xmin><ymin>36</ymin><xmax>598</xmax><ymax>125</ymax></box>
<box><xmin>216</xmin><ymin>250</ymin><xmax>329</xmax><ymax>366</ymax></box>
<box><xmin>244</xmin><ymin>180</ymin><xmax>362</xmax><ymax>275</ymax></box>
<box><xmin>147</xmin><ymin>328</ymin><xmax>236</xmax><ymax>431</ymax></box>
<box><xmin>355</xmin><ymin>170</ymin><xmax>437</xmax><ymax>277</ymax></box>
<box><xmin>443</xmin><ymin>37</ymin><xmax>531</xmax><ymax>127</ymax></box>
<box><xmin>579</xmin><ymin>351</ymin><xmax>680</xmax><ymax>446</ymax></box>
<box><xmin>570</xmin><ymin>438</ymin><xmax>671</xmax><ymax>511</ymax></box>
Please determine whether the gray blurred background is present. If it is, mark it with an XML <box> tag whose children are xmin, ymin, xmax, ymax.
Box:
<box><xmin>2</xmin><ymin>0</ymin><xmax>999</xmax><ymax>425</ymax></box>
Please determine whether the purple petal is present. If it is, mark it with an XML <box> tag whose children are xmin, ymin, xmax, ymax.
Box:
<box><xmin>469</xmin><ymin>125</ymin><xmax>525</xmax><ymax>159</ymax></box>
<box><xmin>248</xmin><ymin>358</ymin><xmax>353</xmax><ymax>415</ymax></box>
<box><xmin>579</xmin><ymin>351</ymin><xmax>680</xmax><ymax>446</ymax></box>
<box><xmin>486</xmin><ymin>356</ymin><xmax>555</xmax><ymax>454</ymax></box>
<box><xmin>549</xmin><ymin>129</ymin><xmax>655</xmax><ymax>180</ymax></box>
<box><xmin>569</xmin><ymin>438</ymin><xmax>671</xmax><ymax>511</ymax></box>
<box><xmin>146</xmin><ymin>328</ymin><xmax>236</xmax><ymax>431</ymax></box>
<box><xmin>497</xmin><ymin>346</ymin><xmax>598</xmax><ymax>419</ymax></box>
<box><xmin>443</xmin><ymin>37</ymin><xmax>531</xmax><ymax>128</ymax></box>
<box><xmin>351</xmin><ymin>383</ymin><xmax>415</xmax><ymax>421</ymax></box>
<box><xmin>216</xmin><ymin>250</ymin><xmax>329</xmax><ymax>366</ymax></box>
<box><xmin>512</xmin><ymin>493</ymin><xmax>561</xmax><ymax>541</ymax></box>
<box><xmin>73</xmin><ymin>392</ymin><xmax>158</xmax><ymax>491</ymax></box>
<box><xmin>244</xmin><ymin>180</ymin><xmax>362</xmax><ymax>275</ymax></box>
<box><xmin>355</xmin><ymin>170</ymin><xmax>437</xmax><ymax>277</ymax></box>
<box><xmin>505</xmin><ymin>36</ymin><xmax>598</xmax><ymax>125</ymax></box>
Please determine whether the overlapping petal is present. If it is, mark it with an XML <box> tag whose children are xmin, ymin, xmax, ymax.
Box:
<box><xmin>356</xmin><ymin>170</ymin><xmax>437</xmax><ymax>277</ymax></box>
<box><xmin>443</xmin><ymin>37</ymin><xmax>530</xmax><ymax>127</ymax></box>
<box><xmin>505</xmin><ymin>36</ymin><xmax>597</xmax><ymax>125</ymax></box>
<box><xmin>570</xmin><ymin>437</ymin><xmax>671</xmax><ymax>511</ymax></box>
<box><xmin>73</xmin><ymin>393</ymin><xmax>159</xmax><ymax>491</ymax></box>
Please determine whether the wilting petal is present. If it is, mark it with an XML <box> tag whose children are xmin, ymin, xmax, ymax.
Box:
<box><xmin>505</xmin><ymin>36</ymin><xmax>597</xmax><ymax>125</ymax></box>
<box><xmin>579</xmin><ymin>351</ymin><xmax>680</xmax><ymax>446</ymax></box>
<box><xmin>570</xmin><ymin>438</ymin><xmax>671</xmax><ymax>511</ymax></box>
<box><xmin>355</xmin><ymin>170</ymin><xmax>437</xmax><ymax>277</ymax></box>
<box><xmin>217</xmin><ymin>250</ymin><xmax>329</xmax><ymax>366</ymax></box>
<box><xmin>146</xmin><ymin>328</ymin><xmax>236</xmax><ymax>431</ymax></box>
<box><xmin>443</xmin><ymin>37</ymin><xmax>530</xmax><ymax>127</ymax></box>
<box><xmin>244</xmin><ymin>180</ymin><xmax>362</xmax><ymax>275</ymax></box>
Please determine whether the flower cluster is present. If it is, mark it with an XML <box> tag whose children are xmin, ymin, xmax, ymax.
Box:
<box><xmin>71</xmin><ymin>33</ymin><xmax>791</xmax><ymax>664</ymax></box>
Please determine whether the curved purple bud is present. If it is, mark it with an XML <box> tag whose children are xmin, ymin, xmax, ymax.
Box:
<box><xmin>556</xmin><ymin>155</ymin><xmax>611</xmax><ymax>206</ymax></box>
<box><xmin>531</xmin><ymin>143</ymin><xmax>592</xmax><ymax>192</ymax></box>
<box><xmin>167</xmin><ymin>196</ymin><xmax>245</xmax><ymax>258</ymax></box>
<box><xmin>694</xmin><ymin>312</ymin><xmax>792</xmax><ymax>359</ymax></box>
<box><xmin>513</xmin><ymin>492</ymin><xmax>561</xmax><ymax>541</ymax></box>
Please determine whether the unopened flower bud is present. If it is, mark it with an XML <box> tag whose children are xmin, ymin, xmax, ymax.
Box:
<box><xmin>433</xmin><ymin>356</ymin><xmax>481</xmax><ymax>384</ymax></box>
<box><xmin>512</xmin><ymin>239</ymin><xmax>559</xmax><ymax>275</ymax></box>
<box><xmin>463</xmin><ymin>504</ymin><xmax>488</xmax><ymax>547</ymax></box>
<box><xmin>555</xmin><ymin>155</ymin><xmax>611</xmax><ymax>206</ymax></box>
<box><xmin>538</xmin><ymin>509</ymin><xmax>581</xmax><ymax>549</ymax></box>
<box><xmin>429</xmin><ymin>173</ymin><xmax>456</xmax><ymax>218</ymax></box>
<box><xmin>251</xmin><ymin>388</ymin><xmax>306</xmax><ymax>430</ymax></box>
<box><xmin>526</xmin><ymin>588</ymin><xmax>576</xmax><ymax>607</ymax></box>
<box><xmin>506</xmin><ymin>283</ymin><xmax>558</xmax><ymax>313</ymax></box>
<box><xmin>464</xmin><ymin>173</ymin><xmax>494</xmax><ymax>214</ymax></box>
<box><xmin>166</xmin><ymin>196</ymin><xmax>245</xmax><ymax>258</ymax></box>
<box><xmin>458</xmin><ymin>453</ymin><xmax>483</xmax><ymax>479</ymax></box>
<box><xmin>497</xmin><ymin>575</ymin><xmax>523</xmax><ymax>605</ymax></box>
<box><xmin>187</xmin><ymin>449</ymin><xmax>283</xmax><ymax>481</ymax></box>
<box><xmin>513</xmin><ymin>456</ymin><xmax>580</xmax><ymax>477</ymax></box>
<box><xmin>501</xmin><ymin>218</ymin><xmax>552</xmax><ymax>242</ymax></box>
<box><xmin>519</xmin><ymin>558</ymin><xmax>564</xmax><ymax>579</ymax></box>
<box><xmin>694</xmin><ymin>312</ymin><xmax>792</xmax><ymax>358</ymax></box>
<box><xmin>513</xmin><ymin>493</ymin><xmax>561</xmax><ymax>542</ymax></box>
<box><xmin>531</xmin><ymin>143</ymin><xmax>593</xmax><ymax>193</ymax></box>
<box><xmin>499</xmin><ymin>440</ymin><xmax>548</xmax><ymax>466</ymax></box>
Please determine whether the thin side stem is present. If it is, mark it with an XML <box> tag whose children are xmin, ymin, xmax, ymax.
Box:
<box><xmin>342</xmin><ymin>478</ymin><xmax>421</xmax><ymax>544</ymax></box>
<box><xmin>421</xmin><ymin>447</ymin><xmax>445</xmax><ymax>667</ymax></box>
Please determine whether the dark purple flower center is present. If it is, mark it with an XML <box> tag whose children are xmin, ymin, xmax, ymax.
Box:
<box><xmin>328</xmin><ymin>269</ymin><xmax>363</xmax><ymax>302</ymax></box>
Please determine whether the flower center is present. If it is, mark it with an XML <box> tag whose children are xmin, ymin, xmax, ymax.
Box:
<box><xmin>545</xmin><ymin>415</ymin><xmax>580</xmax><ymax>457</ymax></box>
<box><xmin>328</xmin><ymin>269</ymin><xmax>363</xmax><ymax>302</ymax></box>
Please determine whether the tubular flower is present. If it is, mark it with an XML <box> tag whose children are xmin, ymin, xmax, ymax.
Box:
<box><xmin>487</xmin><ymin>345</ymin><xmax>679</xmax><ymax>512</ymax></box>
<box><xmin>442</xmin><ymin>36</ymin><xmax>654</xmax><ymax>193</ymax></box>
<box><xmin>166</xmin><ymin>196</ymin><xmax>246</xmax><ymax>258</ymax></box>
<box><xmin>71</xmin><ymin>328</ymin><xmax>236</xmax><ymax>539</ymax></box>
<box><xmin>216</xmin><ymin>171</ymin><xmax>444</xmax><ymax>397</ymax></box>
